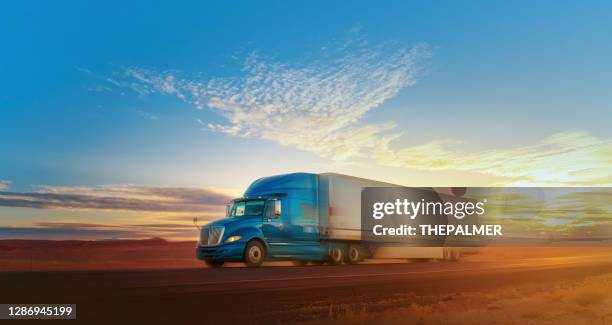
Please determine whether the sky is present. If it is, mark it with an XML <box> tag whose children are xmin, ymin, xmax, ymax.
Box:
<box><xmin>0</xmin><ymin>0</ymin><xmax>611</xmax><ymax>240</ymax></box>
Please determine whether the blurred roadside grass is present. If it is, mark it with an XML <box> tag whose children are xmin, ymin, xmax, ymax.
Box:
<box><xmin>302</xmin><ymin>273</ymin><xmax>611</xmax><ymax>325</ymax></box>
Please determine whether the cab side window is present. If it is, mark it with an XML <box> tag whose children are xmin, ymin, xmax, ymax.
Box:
<box><xmin>266</xmin><ymin>199</ymin><xmax>282</xmax><ymax>218</ymax></box>
<box><xmin>265</xmin><ymin>200</ymin><xmax>276</xmax><ymax>218</ymax></box>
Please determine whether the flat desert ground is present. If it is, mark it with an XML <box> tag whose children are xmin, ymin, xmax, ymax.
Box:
<box><xmin>0</xmin><ymin>239</ymin><xmax>610</xmax><ymax>324</ymax></box>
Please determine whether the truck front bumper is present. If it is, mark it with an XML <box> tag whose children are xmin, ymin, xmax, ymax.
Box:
<box><xmin>196</xmin><ymin>242</ymin><xmax>246</xmax><ymax>262</ymax></box>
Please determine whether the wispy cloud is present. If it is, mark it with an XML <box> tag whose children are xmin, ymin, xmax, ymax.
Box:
<box><xmin>121</xmin><ymin>42</ymin><xmax>431</xmax><ymax>160</ymax></box>
<box><xmin>0</xmin><ymin>181</ymin><xmax>9</xmax><ymax>191</ymax></box>
<box><xmin>137</xmin><ymin>110</ymin><xmax>159</xmax><ymax>120</ymax></box>
<box><xmin>0</xmin><ymin>185</ymin><xmax>231</xmax><ymax>212</ymax></box>
<box><xmin>117</xmin><ymin>38</ymin><xmax>611</xmax><ymax>186</ymax></box>
<box><xmin>75</xmin><ymin>66</ymin><xmax>92</xmax><ymax>75</ymax></box>
<box><xmin>376</xmin><ymin>131</ymin><xmax>612</xmax><ymax>185</ymax></box>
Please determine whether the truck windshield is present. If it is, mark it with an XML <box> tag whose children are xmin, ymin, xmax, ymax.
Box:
<box><xmin>228</xmin><ymin>200</ymin><xmax>265</xmax><ymax>217</ymax></box>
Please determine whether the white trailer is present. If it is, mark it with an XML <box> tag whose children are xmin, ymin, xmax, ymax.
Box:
<box><xmin>321</xmin><ymin>173</ymin><xmax>461</xmax><ymax>262</ymax></box>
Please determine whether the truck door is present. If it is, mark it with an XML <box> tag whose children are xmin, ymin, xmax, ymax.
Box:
<box><xmin>263</xmin><ymin>198</ymin><xmax>323</xmax><ymax>259</ymax></box>
<box><xmin>262</xmin><ymin>198</ymin><xmax>292</xmax><ymax>257</ymax></box>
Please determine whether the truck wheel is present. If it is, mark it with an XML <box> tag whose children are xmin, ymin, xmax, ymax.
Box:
<box><xmin>204</xmin><ymin>260</ymin><xmax>224</xmax><ymax>268</ymax></box>
<box><xmin>244</xmin><ymin>240</ymin><xmax>265</xmax><ymax>267</ymax></box>
<box><xmin>329</xmin><ymin>246</ymin><xmax>344</xmax><ymax>265</ymax></box>
<box><xmin>346</xmin><ymin>244</ymin><xmax>362</xmax><ymax>264</ymax></box>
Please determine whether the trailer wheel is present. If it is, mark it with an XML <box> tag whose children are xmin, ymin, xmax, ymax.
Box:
<box><xmin>346</xmin><ymin>244</ymin><xmax>362</xmax><ymax>264</ymax></box>
<box><xmin>204</xmin><ymin>260</ymin><xmax>224</xmax><ymax>268</ymax></box>
<box><xmin>329</xmin><ymin>246</ymin><xmax>344</xmax><ymax>265</ymax></box>
<box><xmin>244</xmin><ymin>240</ymin><xmax>265</xmax><ymax>267</ymax></box>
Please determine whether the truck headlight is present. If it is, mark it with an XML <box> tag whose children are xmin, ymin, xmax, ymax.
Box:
<box><xmin>224</xmin><ymin>235</ymin><xmax>241</xmax><ymax>243</ymax></box>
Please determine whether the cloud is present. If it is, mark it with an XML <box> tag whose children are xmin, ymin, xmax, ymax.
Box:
<box><xmin>0</xmin><ymin>224</ymin><xmax>197</xmax><ymax>240</ymax></box>
<box><xmin>0</xmin><ymin>226</ymin><xmax>147</xmax><ymax>240</ymax></box>
<box><xmin>376</xmin><ymin>131</ymin><xmax>612</xmax><ymax>185</ymax></box>
<box><xmin>0</xmin><ymin>180</ymin><xmax>9</xmax><ymax>191</ymax></box>
<box><xmin>76</xmin><ymin>66</ymin><xmax>92</xmax><ymax>75</ymax></box>
<box><xmin>117</xmin><ymin>38</ymin><xmax>611</xmax><ymax>186</ymax></box>
<box><xmin>33</xmin><ymin>222</ymin><xmax>122</xmax><ymax>229</ymax></box>
<box><xmin>0</xmin><ymin>218</ymin><xmax>203</xmax><ymax>241</ymax></box>
<box><xmin>0</xmin><ymin>185</ymin><xmax>232</xmax><ymax>212</ymax></box>
<box><xmin>137</xmin><ymin>110</ymin><xmax>159</xmax><ymax>120</ymax></box>
<box><xmin>121</xmin><ymin>42</ymin><xmax>430</xmax><ymax>160</ymax></box>
<box><xmin>20</xmin><ymin>222</ymin><xmax>199</xmax><ymax>240</ymax></box>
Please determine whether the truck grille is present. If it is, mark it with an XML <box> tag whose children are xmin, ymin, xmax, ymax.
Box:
<box><xmin>200</xmin><ymin>226</ymin><xmax>225</xmax><ymax>246</ymax></box>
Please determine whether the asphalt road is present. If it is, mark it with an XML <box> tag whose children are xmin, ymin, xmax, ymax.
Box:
<box><xmin>1</xmin><ymin>254</ymin><xmax>611</xmax><ymax>324</ymax></box>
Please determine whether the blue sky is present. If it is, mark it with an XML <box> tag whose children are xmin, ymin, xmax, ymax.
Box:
<box><xmin>1</xmin><ymin>1</ymin><xmax>611</xmax><ymax>239</ymax></box>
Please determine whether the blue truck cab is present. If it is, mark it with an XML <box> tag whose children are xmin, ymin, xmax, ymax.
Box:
<box><xmin>196</xmin><ymin>173</ymin><xmax>329</xmax><ymax>267</ymax></box>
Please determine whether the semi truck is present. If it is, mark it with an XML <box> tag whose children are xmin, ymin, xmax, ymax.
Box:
<box><xmin>196</xmin><ymin>172</ymin><xmax>462</xmax><ymax>267</ymax></box>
